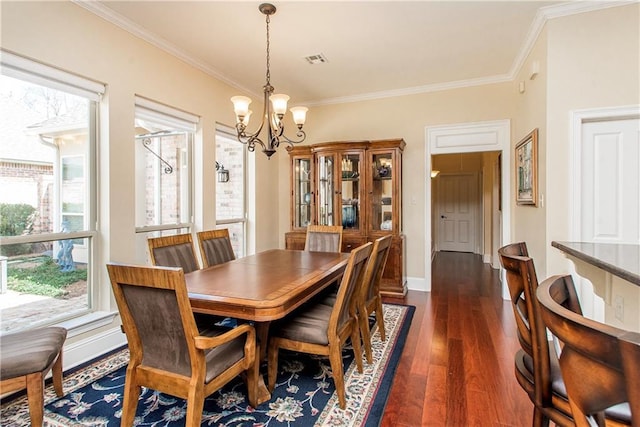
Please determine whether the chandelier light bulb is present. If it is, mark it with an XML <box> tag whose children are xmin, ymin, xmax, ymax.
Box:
<box><xmin>270</xmin><ymin>94</ymin><xmax>289</xmax><ymax>116</ymax></box>
<box><xmin>231</xmin><ymin>96</ymin><xmax>251</xmax><ymax>119</ymax></box>
<box><xmin>290</xmin><ymin>106</ymin><xmax>308</xmax><ymax>126</ymax></box>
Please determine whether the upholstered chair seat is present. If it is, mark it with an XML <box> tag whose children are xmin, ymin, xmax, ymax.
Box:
<box><xmin>0</xmin><ymin>326</ymin><xmax>67</xmax><ymax>427</ymax></box>
<box><xmin>268</xmin><ymin>242</ymin><xmax>372</xmax><ymax>409</ymax></box>
<box><xmin>107</xmin><ymin>263</ymin><xmax>260</xmax><ymax>426</ymax></box>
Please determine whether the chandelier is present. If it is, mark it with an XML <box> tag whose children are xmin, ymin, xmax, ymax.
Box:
<box><xmin>231</xmin><ymin>3</ymin><xmax>308</xmax><ymax>159</ymax></box>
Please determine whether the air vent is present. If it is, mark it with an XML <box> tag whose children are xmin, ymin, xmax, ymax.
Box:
<box><xmin>304</xmin><ymin>53</ymin><xmax>328</xmax><ymax>65</ymax></box>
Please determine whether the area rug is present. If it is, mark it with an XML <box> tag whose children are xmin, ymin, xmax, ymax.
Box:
<box><xmin>0</xmin><ymin>304</ymin><xmax>414</xmax><ymax>426</ymax></box>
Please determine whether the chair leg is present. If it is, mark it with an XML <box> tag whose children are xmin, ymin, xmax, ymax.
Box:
<box><xmin>532</xmin><ymin>406</ymin><xmax>550</xmax><ymax>427</ymax></box>
<box><xmin>121</xmin><ymin>368</ymin><xmax>141</xmax><ymax>427</ymax></box>
<box><xmin>329</xmin><ymin>344</ymin><xmax>347</xmax><ymax>410</ymax></box>
<box><xmin>267</xmin><ymin>340</ymin><xmax>279</xmax><ymax>392</ymax></box>
<box><xmin>25</xmin><ymin>372</ymin><xmax>45</xmax><ymax>427</ymax></box>
<box><xmin>245</xmin><ymin>344</ymin><xmax>260</xmax><ymax>408</ymax></box>
<box><xmin>351</xmin><ymin>325</ymin><xmax>363</xmax><ymax>374</ymax></box>
<box><xmin>359</xmin><ymin>305</ymin><xmax>373</xmax><ymax>364</ymax></box>
<box><xmin>185</xmin><ymin>385</ymin><xmax>205</xmax><ymax>426</ymax></box>
<box><xmin>375</xmin><ymin>298</ymin><xmax>386</xmax><ymax>341</ymax></box>
<box><xmin>52</xmin><ymin>352</ymin><xmax>64</xmax><ymax>397</ymax></box>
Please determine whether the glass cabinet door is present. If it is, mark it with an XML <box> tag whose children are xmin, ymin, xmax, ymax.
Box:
<box><xmin>370</xmin><ymin>152</ymin><xmax>394</xmax><ymax>232</ymax></box>
<box><xmin>317</xmin><ymin>153</ymin><xmax>335</xmax><ymax>226</ymax></box>
<box><xmin>340</xmin><ymin>152</ymin><xmax>362</xmax><ymax>231</ymax></box>
<box><xmin>293</xmin><ymin>156</ymin><xmax>313</xmax><ymax>229</ymax></box>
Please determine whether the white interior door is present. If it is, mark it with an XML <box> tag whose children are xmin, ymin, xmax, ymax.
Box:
<box><xmin>438</xmin><ymin>174</ymin><xmax>477</xmax><ymax>252</ymax></box>
<box><xmin>581</xmin><ymin>118</ymin><xmax>640</xmax><ymax>243</ymax></box>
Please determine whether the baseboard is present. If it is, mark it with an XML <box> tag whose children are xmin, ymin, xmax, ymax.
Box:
<box><xmin>407</xmin><ymin>276</ymin><xmax>429</xmax><ymax>292</ymax></box>
<box><xmin>483</xmin><ymin>254</ymin><xmax>492</xmax><ymax>264</ymax></box>
<box><xmin>63</xmin><ymin>326</ymin><xmax>127</xmax><ymax>371</ymax></box>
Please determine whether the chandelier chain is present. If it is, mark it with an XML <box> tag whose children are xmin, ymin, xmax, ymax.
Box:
<box><xmin>265</xmin><ymin>14</ymin><xmax>271</xmax><ymax>86</ymax></box>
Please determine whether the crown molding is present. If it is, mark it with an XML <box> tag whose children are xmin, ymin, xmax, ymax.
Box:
<box><xmin>73</xmin><ymin>0</ymin><xmax>636</xmax><ymax>107</ymax></box>
<box><xmin>508</xmin><ymin>0</ymin><xmax>637</xmax><ymax>82</ymax></box>
<box><xmin>71</xmin><ymin>0</ymin><xmax>261</xmax><ymax>100</ymax></box>
<box><xmin>302</xmin><ymin>74</ymin><xmax>512</xmax><ymax>107</ymax></box>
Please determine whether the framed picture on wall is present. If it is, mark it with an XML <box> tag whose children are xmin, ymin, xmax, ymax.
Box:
<box><xmin>515</xmin><ymin>128</ymin><xmax>538</xmax><ymax>206</ymax></box>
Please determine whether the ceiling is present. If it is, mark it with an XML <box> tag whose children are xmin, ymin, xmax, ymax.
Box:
<box><xmin>79</xmin><ymin>1</ymin><xmax>596</xmax><ymax>106</ymax></box>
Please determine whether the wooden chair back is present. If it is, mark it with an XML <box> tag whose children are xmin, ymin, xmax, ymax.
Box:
<box><xmin>619</xmin><ymin>331</ymin><xmax>640</xmax><ymax>423</ymax></box>
<box><xmin>498</xmin><ymin>242</ymin><xmax>574</xmax><ymax>426</ymax></box>
<box><xmin>537</xmin><ymin>274</ymin><xmax>632</xmax><ymax>427</ymax></box>
<box><xmin>267</xmin><ymin>241</ymin><xmax>372</xmax><ymax>409</ymax></box>
<box><xmin>357</xmin><ymin>235</ymin><xmax>392</xmax><ymax>363</ymax></box>
<box><xmin>106</xmin><ymin>263</ymin><xmax>260</xmax><ymax>425</ymax></box>
<box><xmin>147</xmin><ymin>232</ymin><xmax>200</xmax><ymax>273</ymax></box>
<box><xmin>304</xmin><ymin>225</ymin><xmax>343</xmax><ymax>252</ymax></box>
<box><xmin>196</xmin><ymin>228</ymin><xmax>236</xmax><ymax>268</ymax></box>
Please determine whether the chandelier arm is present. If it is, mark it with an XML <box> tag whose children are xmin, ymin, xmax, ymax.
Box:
<box><xmin>277</xmin><ymin>129</ymin><xmax>307</xmax><ymax>146</ymax></box>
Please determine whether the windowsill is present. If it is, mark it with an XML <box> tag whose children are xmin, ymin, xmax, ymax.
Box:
<box><xmin>57</xmin><ymin>311</ymin><xmax>119</xmax><ymax>338</ymax></box>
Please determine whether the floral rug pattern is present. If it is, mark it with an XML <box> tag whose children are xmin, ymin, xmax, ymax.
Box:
<box><xmin>0</xmin><ymin>304</ymin><xmax>413</xmax><ymax>426</ymax></box>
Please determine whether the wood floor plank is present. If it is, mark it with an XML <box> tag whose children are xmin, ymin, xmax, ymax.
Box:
<box><xmin>380</xmin><ymin>252</ymin><xmax>532</xmax><ymax>426</ymax></box>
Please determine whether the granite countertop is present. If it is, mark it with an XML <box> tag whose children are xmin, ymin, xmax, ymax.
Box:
<box><xmin>552</xmin><ymin>241</ymin><xmax>640</xmax><ymax>286</ymax></box>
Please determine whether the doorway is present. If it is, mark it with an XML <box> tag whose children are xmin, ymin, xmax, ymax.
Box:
<box><xmin>425</xmin><ymin>120</ymin><xmax>511</xmax><ymax>297</ymax></box>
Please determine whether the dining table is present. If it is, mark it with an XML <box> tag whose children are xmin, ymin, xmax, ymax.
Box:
<box><xmin>184</xmin><ymin>248</ymin><xmax>350</xmax><ymax>404</ymax></box>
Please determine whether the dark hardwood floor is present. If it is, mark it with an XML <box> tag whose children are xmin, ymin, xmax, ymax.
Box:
<box><xmin>381</xmin><ymin>251</ymin><xmax>533</xmax><ymax>426</ymax></box>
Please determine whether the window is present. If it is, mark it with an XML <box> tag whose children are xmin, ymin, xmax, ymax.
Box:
<box><xmin>215</xmin><ymin>125</ymin><xmax>247</xmax><ymax>257</ymax></box>
<box><xmin>134</xmin><ymin>97</ymin><xmax>198</xmax><ymax>263</ymax></box>
<box><xmin>0</xmin><ymin>51</ymin><xmax>102</xmax><ymax>333</ymax></box>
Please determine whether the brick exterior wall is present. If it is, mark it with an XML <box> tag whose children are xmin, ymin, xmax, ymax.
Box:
<box><xmin>0</xmin><ymin>161</ymin><xmax>54</xmax><ymax>234</ymax></box>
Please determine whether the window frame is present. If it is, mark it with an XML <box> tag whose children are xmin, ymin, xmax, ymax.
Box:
<box><xmin>0</xmin><ymin>55</ymin><xmax>105</xmax><ymax>333</ymax></box>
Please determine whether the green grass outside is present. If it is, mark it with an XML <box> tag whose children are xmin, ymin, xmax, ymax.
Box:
<box><xmin>7</xmin><ymin>258</ymin><xmax>87</xmax><ymax>298</ymax></box>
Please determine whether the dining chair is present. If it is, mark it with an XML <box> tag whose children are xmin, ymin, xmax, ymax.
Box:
<box><xmin>537</xmin><ymin>274</ymin><xmax>632</xmax><ymax>427</ymax></box>
<box><xmin>0</xmin><ymin>326</ymin><xmax>67</xmax><ymax>427</ymax></box>
<box><xmin>498</xmin><ymin>242</ymin><xmax>574</xmax><ymax>427</ymax></box>
<box><xmin>196</xmin><ymin>228</ymin><xmax>236</xmax><ymax>268</ymax></box>
<box><xmin>619</xmin><ymin>331</ymin><xmax>640</xmax><ymax>422</ymax></box>
<box><xmin>357</xmin><ymin>234</ymin><xmax>392</xmax><ymax>364</ymax></box>
<box><xmin>106</xmin><ymin>263</ymin><xmax>260</xmax><ymax>426</ymax></box>
<box><xmin>147</xmin><ymin>232</ymin><xmax>200</xmax><ymax>273</ymax></box>
<box><xmin>304</xmin><ymin>225</ymin><xmax>343</xmax><ymax>252</ymax></box>
<box><xmin>267</xmin><ymin>241</ymin><xmax>372</xmax><ymax>409</ymax></box>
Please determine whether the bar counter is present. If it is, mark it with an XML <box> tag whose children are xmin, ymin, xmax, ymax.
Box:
<box><xmin>552</xmin><ymin>241</ymin><xmax>639</xmax><ymax>331</ymax></box>
<box><xmin>551</xmin><ymin>241</ymin><xmax>640</xmax><ymax>286</ymax></box>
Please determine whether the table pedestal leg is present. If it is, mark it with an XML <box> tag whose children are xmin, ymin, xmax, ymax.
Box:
<box><xmin>255</xmin><ymin>321</ymin><xmax>271</xmax><ymax>361</ymax></box>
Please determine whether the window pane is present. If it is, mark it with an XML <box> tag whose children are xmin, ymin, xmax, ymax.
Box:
<box><xmin>215</xmin><ymin>133</ymin><xmax>245</xmax><ymax>221</ymax></box>
<box><xmin>0</xmin><ymin>72</ymin><xmax>95</xmax><ymax>332</ymax></box>
<box><xmin>0</xmin><ymin>238</ymin><xmax>90</xmax><ymax>332</ymax></box>
<box><xmin>0</xmin><ymin>75</ymin><xmax>90</xmax><ymax>237</ymax></box>
<box><xmin>135</xmin><ymin>123</ymin><xmax>192</xmax><ymax>227</ymax></box>
<box><xmin>215</xmin><ymin>130</ymin><xmax>246</xmax><ymax>258</ymax></box>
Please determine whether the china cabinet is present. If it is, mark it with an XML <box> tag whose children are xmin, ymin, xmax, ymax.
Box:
<box><xmin>285</xmin><ymin>139</ymin><xmax>406</xmax><ymax>296</ymax></box>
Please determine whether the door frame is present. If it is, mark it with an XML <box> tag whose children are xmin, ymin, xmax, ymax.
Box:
<box><xmin>570</xmin><ymin>105</ymin><xmax>640</xmax><ymax>241</ymax></box>
<box><xmin>425</xmin><ymin>119</ymin><xmax>511</xmax><ymax>298</ymax></box>
<box><xmin>568</xmin><ymin>105</ymin><xmax>639</xmax><ymax>318</ymax></box>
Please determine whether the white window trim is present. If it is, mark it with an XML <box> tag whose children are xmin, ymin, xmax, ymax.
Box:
<box><xmin>1</xmin><ymin>49</ymin><xmax>105</xmax><ymax>100</ymax></box>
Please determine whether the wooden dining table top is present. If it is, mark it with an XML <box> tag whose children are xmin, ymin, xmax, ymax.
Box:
<box><xmin>185</xmin><ymin>249</ymin><xmax>350</xmax><ymax>322</ymax></box>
